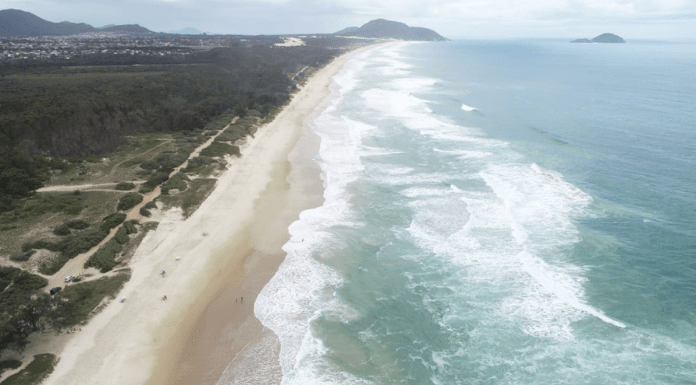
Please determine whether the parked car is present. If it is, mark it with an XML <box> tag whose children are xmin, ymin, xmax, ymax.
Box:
<box><xmin>64</xmin><ymin>275</ymin><xmax>74</xmax><ymax>282</ymax></box>
<box><xmin>49</xmin><ymin>287</ymin><xmax>62</xmax><ymax>295</ymax></box>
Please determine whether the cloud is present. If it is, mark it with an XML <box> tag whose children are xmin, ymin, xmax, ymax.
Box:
<box><xmin>2</xmin><ymin>0</ymin><xmax>693</xmax><ymax>38</ymax></box>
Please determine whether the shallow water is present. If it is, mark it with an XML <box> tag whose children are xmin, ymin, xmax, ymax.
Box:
<box><xmin>254</xmin><ymin>40</ymin><xmax>696</xmax><ymax>384</ymax></box>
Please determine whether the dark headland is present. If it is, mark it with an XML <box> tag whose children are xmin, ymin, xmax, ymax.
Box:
<box><xmin>335</xmin><ymin>19</ymin><xmax>448</xmax><ymax>41</ymax></box>
<box><xmin>0</xmin><ymin>8</ymin><xmax>155</xmax><ymax>36</ymax></box>
<box><xmin>571</xmin><ymin>33</ymin><xmax>626</xmax><ymax>43</ymax></box>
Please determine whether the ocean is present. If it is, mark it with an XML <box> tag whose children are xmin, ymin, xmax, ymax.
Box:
<box><xmin>254</xmin><ymin>40</ymin><xmax>696</xmax><ymax>384</ymax></box>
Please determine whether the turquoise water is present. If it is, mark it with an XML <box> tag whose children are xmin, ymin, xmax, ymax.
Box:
<box><xmin>255</xmin><ymin>40</ymin><xmax>696</xmax><ymax>384</ymax></box>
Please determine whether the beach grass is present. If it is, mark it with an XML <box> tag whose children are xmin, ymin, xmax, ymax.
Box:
<box><xmin>54</xmin><ymin>273</ymin><xmax>130</xmax><ymax>327</ymax></box>
<box><xmin>0</xmin><ymin>354</ymin><xmax>56</xmax><ymax>385</ymax></box>
<box><xmin>157</xmin><ymin>178</ymin><xmax>216</xmax><ymax>218</ymax></box>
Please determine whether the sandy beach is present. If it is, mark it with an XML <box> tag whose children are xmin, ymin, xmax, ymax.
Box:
<box><xmin>43</xmin><ymin>45</ymin><xmax>374</xmax><ymax>385</ymax></box>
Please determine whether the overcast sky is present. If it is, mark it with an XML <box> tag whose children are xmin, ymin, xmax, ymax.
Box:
<box><xmin>2</xmin><ymin>0</ymin><xmax>693</xmax><ymax>39</ymax></box>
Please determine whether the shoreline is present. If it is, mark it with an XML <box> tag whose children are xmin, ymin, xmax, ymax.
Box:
<box><xmin>42</xmin><ymin>44</ymin><xmax>376</xmax><ymax>385</ymax></box>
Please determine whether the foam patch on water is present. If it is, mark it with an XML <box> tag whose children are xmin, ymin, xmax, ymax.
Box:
<box><xmin>256</xmin><ymin>53</ymin><xmax>379</xmax><ymax>383</ymax></box>
<box><xmin>461</xmin><ymin>103</ymin><xmax>479</xmax><ymax>112</ymax></box>
<box><xmin>434</xmin><ymin>148</ymin><xmax>493</xmax><ymax>160</ymax></box>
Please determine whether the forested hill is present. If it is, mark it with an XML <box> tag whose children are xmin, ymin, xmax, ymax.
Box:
<box><xmin>335</xmin><ymin>19</ymin><xmax>448</xmax><ymax>41</ymax></box>
<box><xmin>0</xmin><ymin>9</ymin><xmax>153</xmax><ymax>36</ymax></box>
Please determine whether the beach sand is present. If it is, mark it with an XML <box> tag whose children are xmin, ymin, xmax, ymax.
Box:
<box><xmin>43</xmin><ymin>45</ymin><xmax>373</xmax><ymax>385</ymax></box>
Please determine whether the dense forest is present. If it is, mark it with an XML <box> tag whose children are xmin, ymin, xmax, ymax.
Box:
<box><xmin>0</xmin><ymin>39</ymin><xmax>352</xmax><ymax>212</ymax></box>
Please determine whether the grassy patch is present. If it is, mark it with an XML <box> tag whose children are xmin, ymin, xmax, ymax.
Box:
<box><xmin>139</xmin><ymin>152</ymin><xmax>187</xmax><ymax>172</ymax></box>
<box><xmin>114</xmin><ymin>182</ymin><xmax>135</xmax><ymax>191</ymax></box>
<box><xmin>0</xmin><ymin>354</ymin><xmax>56</xmax><ymax>385</ymax></box>
<box><xmin>0</xmin><ymin>359</ymin><xmax>22</xmax><ymax>376</ymax></box>
<box><xmin>52</xmin><ymin>223</ymin><xmax>70</xmax><ymax>236</ymax></box>
<box><xmin>0</xmin><ymin>267</ymin><xmax>48</xmax><ymax>309</ymax></box>
<box><xmin>158</xmin><ymin>178</ymin><xmax>216</xmax><ymax>218</ymax></box>
<box><xmin>0</xmin><ymin>194</ymin><xmax>84</xmax><ymax>225</ymax></box>
<box><xmin>83</xmin><ymin>239</ymin><xmax>122</xmax><ymax>273</ymax></box>
<box><xmin>53</xmin><ymin>274</ymin><xmax>130</xmax><ymax>326</ymax></box>
<box><xmin>181</xmin><ymin>156</ymin><xmax>216</xmax><ymax>174</ymax></box>
<box><xmin>199</xmin><ymin>142</ymin><xmax>240</xmax><ymax>158</ymax></box>
<box><xmin>37</xmin><ymin>229</ymin><xmax>107</xmax><ymax>275</ymax></box>
<box><xmin>161</xmin><ymin>173</ymin><xmax>189</xmax><ymax>195</ymax></box>
<box><xmin>123</xmin><ymin>220</ymin><xmax>138</xmax><ymax>235</ymax></box>
<box><xmin>116</xmin><ymin>193</ymin><xmax>143</xmax><ymax>211</ymax></box>
<box><xmin>144</xmin><ymin>172</ymin><xmax>170</xmax><ymax>189</ymax></box>
<box><xmin>119</xmin><ymin>222</ymin><xmax>156</xmax><ymax>265</ymax></box>
<box><xmin>9</xmin><ymin>250</ymin><xmax>35</xmax><ymax>262</ymax></box>
<box><xmin>64</xmin><ymin>219</ymin><xmax>89</xmax><ymax>230</ymax></box>
<box><xmin>99</xmin><ymin>213</ymin><xmax>126</xmax><ymax>233</ymax></box>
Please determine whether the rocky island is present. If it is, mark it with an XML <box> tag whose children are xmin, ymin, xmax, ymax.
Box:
<box><xmin>571</xmin><ymin>33</ymin><xmax>626</xmax><ymax>43</ymax></box>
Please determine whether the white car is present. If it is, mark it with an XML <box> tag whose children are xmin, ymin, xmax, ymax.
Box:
<box><xmin>64</xmin><ymin>275</ymin><xmax>75</xmax><ymax>282</ymax></box>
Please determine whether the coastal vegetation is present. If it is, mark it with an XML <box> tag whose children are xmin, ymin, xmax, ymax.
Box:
<box><xmin>0</xmin><ymin>32</ymin><xmax>370</xmax><ymax>365</ymax></box>
<box><xmin>0</xmin><ymin>353</ymin><xmax>56</xmax><ymax>385</ymax></box>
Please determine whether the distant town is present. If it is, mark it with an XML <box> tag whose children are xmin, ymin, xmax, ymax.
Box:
<box><xmin>0</xmin><ymin>32</ymin><xmax>304</xmax><ymax>62</ymax></box>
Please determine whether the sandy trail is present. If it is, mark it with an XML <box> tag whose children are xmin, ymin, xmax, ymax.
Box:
<box><xmin>42</xmin><ymin>118</ymin><xmax>238</xmax><ymax>294</ymax></box>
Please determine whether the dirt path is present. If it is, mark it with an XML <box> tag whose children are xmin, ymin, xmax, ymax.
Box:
<box><xmin>43</xmin><ymin>118</ymin><xmax>239</xmax><ymax>292</ymax></box>
<box><xmin>105</xmin><ymin>139</ymin><xmax>173</xmax><ymax>178</ymax></box>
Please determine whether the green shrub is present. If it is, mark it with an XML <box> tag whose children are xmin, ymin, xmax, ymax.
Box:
<box><xmin>100</xmin><ymin>213</ymin><xmax>126</xmax><ymax>233</ymax></box>
<box><xmin>9</xmin><ymin>250</ymin><xmax>35</xmax><ymax>262</ymax></box>
<box><xmin>143</xmin><ymin>201</ymin><xmax>157</xmax><ymax>210</ymax></box>
<box><xmin>145</xmin><ymin>171</ymin><xmax>170</xmax><ymax>188</ymax></box>
<box><xmin>0</xmin><ymin>267</ymin><xmax>48</xmax><ymax>308</ymax></box>
<box><xmin>84</xmin><ymin>239</ymin><xmax>122</xmax><ymax>273</ymax></box>
<box><xmin>114</xmin><ymin>227</ymin><xmax>129</xmax><ymax>245</ymax></box>
<box><xmin>53</xmin><ymin>223</ymin><xmax>71</xmax><ymax>236</ymax></box>
<box><xmin>139</xmin><ymin>152</ymin><xmax>187</xmax><ymax>171</ymax></box>
<box><xmin>114</xmin><ymin>182</ymin><xmax>136</xmax><ymax>191</ymax></box>
<box><xmin>31</xmin><ymin>240</ymin><xmax>61</xmax><ymax>252</ymax></box>
<box><xmin>117</xmin><ymin>193</ymin><xmax>143</xmax><ymax>211</ymax></box>
<box><xmin>139</xmin><ymin>207</ymin><xmax>151</xmax><ymax>217</ymax></box>
<box><xmin>182</xmin><ymin>156</ymin><xmax>215</xmax><ymax>173</ymax></box>
<box><xmin>59</xmin><ymin>230</ymin><xmax>108</xmax><ymax>259</ymax></box>
<box><xmin>54</xmin><ymin>274</ymin><xmax>130</xmax><ymax>326</ymax></box>
<box><xmin>200</xmin><ymin>142</ymin><xmax>240</xmax><ymax>158</ymax></box>
<box><xmin>1</xmin><ymin>354</ymin><xmax>56</xmax><ymax>385</ymax></box>
<box><xmin>39</xmin><ymin>229</ymin><xmax>109</xmax><ymax>275</ymax></box>
<box><xmin>65</xmin><ymin>219</ymin><xmax>89</xmax><ymax>230</ymax></box>
<box><xmin>21</xmin><ymin>242</ymin><xmax>33</xmax><ymax>252</ymax></box>
<box><xmin>9</xmin><ymin>194</ymin><xmax>85</xmax><ymax>219</ymax></box>
<box><xmin>138</xmin><ymin>184</ymin><xmax>155</xmax><ymax>194</ymax></box>
<box><xmin>123</xmin><ymin>220</ymin><xmax>138</xmax><ymax>235</ymax></box>
<box><xmin>0</xmin><ymin>359</ymin><xmax>22</xmax><ymax>375</ymax></box>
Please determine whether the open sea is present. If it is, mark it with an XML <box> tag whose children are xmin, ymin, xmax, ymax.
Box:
<box><xmin>254</xmin><ymin>40</ymin><xmax>696</xmax><ymax>384</ymax></box>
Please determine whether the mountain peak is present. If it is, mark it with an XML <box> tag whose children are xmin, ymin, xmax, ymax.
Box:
<box><xmin>0</xmin><ymin>9</ymin><xmax>153</xmax><ymax>36</ymax></box>
<box><xmin>335</xmin><ymin>19</ymin><xmax>448</xmax><ymax>41</ymax></box>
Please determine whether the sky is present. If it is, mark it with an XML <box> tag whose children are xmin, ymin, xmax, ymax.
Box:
<box><xmin>2</xmin><ymin>0</ymin><xmax>693</xmax><ymax>39</ymax></box>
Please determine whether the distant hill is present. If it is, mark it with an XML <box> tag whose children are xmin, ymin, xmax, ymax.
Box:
<box><xmin>570</xmin><ymin>33</ymin><xmax>625</xmax><ymax>43</ymax></box>
<box><xmin>0</xmin><ymin>9</ymin><xmax>153</xmax><ymax>36</ymax></box>
<box><xmin>101</xmin><ymin>24</ymin><xmax>152</xmax><ymax>34</ymax></box>
<box><xmin>0</xmin><ymin>9</ymin><xmax>95</xmax><ymax>36</ymax></box>
<box><xmin>335</xmin><ymin>19</ymin><xmax>448</xmax><ymax>41</ymax></box>
<box><xmin>334</xmin><ymin>26</ymin><xmax>359</xmax><ymax>35</ymax></box>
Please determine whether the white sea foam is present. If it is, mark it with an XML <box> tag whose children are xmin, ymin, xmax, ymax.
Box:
<box><xmin>434</xmin><ymin>148</ymin><xmax>493</xmax><ymax>159</ymax></box>
<box><xmin>461</xmin><ymin>103</ymin><xmax>479</xmax><ymax>112</ymax></box>
<box><xmin>255</xmin><ymin>51</ymin><xmax>378</xmax><ymax>384</ymax></box>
